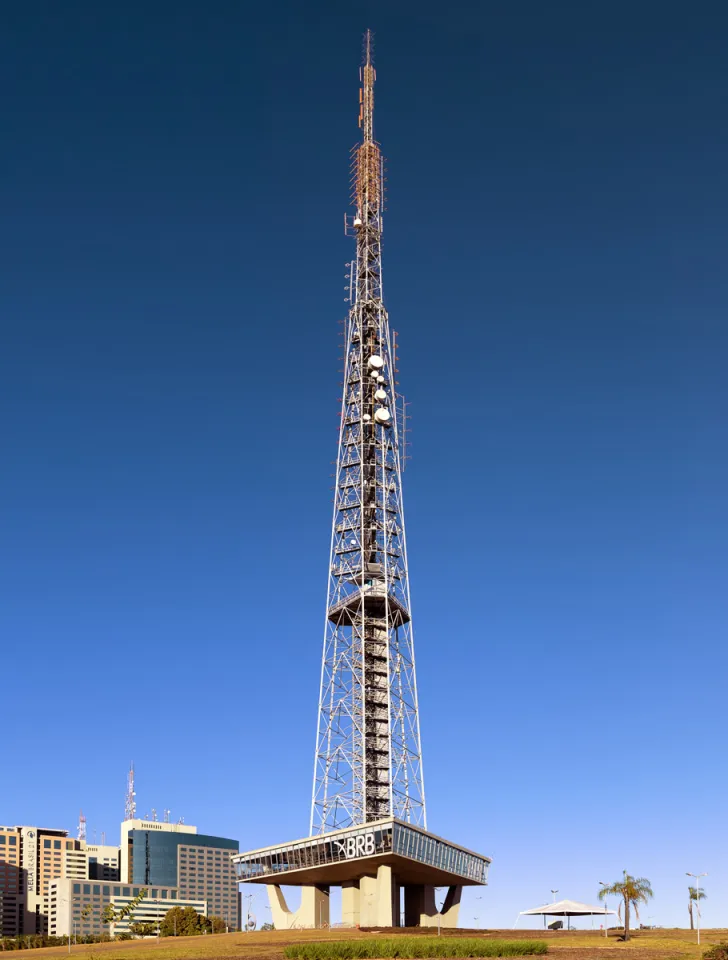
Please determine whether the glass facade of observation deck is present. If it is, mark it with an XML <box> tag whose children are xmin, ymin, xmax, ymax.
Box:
<box><xmin>233</xmin><ymin>821</ymin><xmax>489</xmax><ymax>885</ymax></box>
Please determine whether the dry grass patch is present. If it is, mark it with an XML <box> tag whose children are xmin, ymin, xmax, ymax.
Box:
<box><xmin>16</xmin><ymin>928</ymin><xmax>728</xmax><ymax>960</ymax></box>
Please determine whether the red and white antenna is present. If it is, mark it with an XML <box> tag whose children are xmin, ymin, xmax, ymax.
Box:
<box><xmin>77</xmin><ymin>810</ymin><xmax>87</xmax><ymax>842</ymax></box>
<box><xmin>124</xmin><ymin>762</ymin><xmax>137</xmax><ymax>821</ymax></box>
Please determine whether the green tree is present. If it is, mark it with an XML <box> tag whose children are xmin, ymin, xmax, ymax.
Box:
<box><xmin>688</xmin><ymin>885</ymin><xmax>707</xmax><ymax>931</ymax></box>
<box><xmin>209</xmin><ymin>916</ymin><xmax>226</xmax><ymax>934</ymax></box>
<box><xmin>159</xmin><ymin>906</ymin><xmax>209</xmax><ymax>937</ymax></box>
<box><xmin>129</xmin><ymin>922</ymin><xmax>157</xmax><ymax>937</ymax></box>
<box><xmin>598</xmin><ymin>871</ymin><xmax>654</xmax><ymax>941</ymax></box>
<box><xmin>101</xmin><ymin>905</ymin><xmax>116</xmax><ymax>926</ymax></box>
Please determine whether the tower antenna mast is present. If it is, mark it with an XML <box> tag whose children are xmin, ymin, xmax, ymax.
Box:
<box><xmin>77</xmin><ymin>810</ymin><xmax>87</xmax><ymax>843</ymax></box>
<box><xmin>124</xmin><ymin>762</ymin><xmax>137</xmax><ymax>821</ymax></box>
<box><xmin>311</xmin><ymin>30</ymin><xmax>426</xmax><ymax>834</ymax></box>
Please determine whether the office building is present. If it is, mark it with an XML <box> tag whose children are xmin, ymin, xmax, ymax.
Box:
<box><xmin>121</xmin><ymin>819</ymin><xmax>239</xmax><ymax>930</ymax></box>
<box><xmin>0</xmin><ymin>825</ymin><xmax>84</xmax><ymax>936</ymax></box>
<box><xmin>0</xmin><ymin>827</ymin><xmax>124</xmax><ymax>936</ymax></box>
<box><xmin>86</xmin><ymin>845</ymin><xmax>120</xmax><ymax>881</ymax></box>
<box><xmin>0</xmin><ymin>827</ymin><xmax>21</xmax><ymax>937</ymax></box>
<box><xmin>2</xmin><ymin>814</ymin><xmax>238</xmax><ymax>935</ymax></box>
<box><xmin>48</xmin><ymin>878</ymin><xmax>206</xmax><ymax>938</ymax></box>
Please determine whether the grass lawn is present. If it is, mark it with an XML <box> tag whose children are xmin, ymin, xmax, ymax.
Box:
<box><xmin>14</xmin><ymin>927</ymin><xmax>728</xmax><ymax>960</ymax></box>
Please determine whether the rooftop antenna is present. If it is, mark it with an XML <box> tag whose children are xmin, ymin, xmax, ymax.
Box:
<box><xmin>77</xmin><ymin>810</ymin><xmax>87</xmax><ymax>843</ymax></box>
<box><xmin>177</xmin><ymin>816</ymin><xmax>185</xmax><ymax>825</ymax></box>
<box><xmin>101</xmin><ymin>831</ymin><xmax>106</xmax><ymax>845</ymax></box>
<box><xmin>163</xmin><ymin>809</ymin><xmax>171</xmax><ymax>823</ymax></box>
<box><xmin>124</xmin><ymin>762</ymin><xmax>137</xmax><ymax>821</ymax></box>
<box><xmin>151</xmin><ymin>808</ymin><xmax>158</xmax><ymax>822</ymax></box>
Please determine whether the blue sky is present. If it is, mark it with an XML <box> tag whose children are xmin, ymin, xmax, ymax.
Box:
<box><xmin>1</xmin><ymin>0</ymin><xmax>727</xmax><ymax>931</ymax></box>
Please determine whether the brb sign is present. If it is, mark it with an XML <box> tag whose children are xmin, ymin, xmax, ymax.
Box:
<box><xmin>335</xmin><ymin>832</ymin><xmax>375</xmax><ymax>859</ymax></box>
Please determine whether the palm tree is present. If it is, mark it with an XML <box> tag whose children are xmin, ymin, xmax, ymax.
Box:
<box><xmin>598</xmin><ymin>871</ymin><xmax>654</xmax><ymax>941</ymax></box>
<box><xmin>688</xmin><ymin>886</ymin><xmax>707</xmax><ymax>931</ymax></box>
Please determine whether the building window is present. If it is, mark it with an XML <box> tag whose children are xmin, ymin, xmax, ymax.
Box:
<box><xmin>83</xmin><ymin>885</ymin><xmax>91</xmax><ymax>894</ymax></box>
<box><xmin>43</xmin><ymin>840</ymin><xmax>51</xmax><ymax>849</ymax></box>
<box><xmin>102</xmin><ymin>887</ymin><xmax>110</xmax><ymax>896</ymax></box>
<box><xmin>123</xmin><ymin>888</ymin><xmax>130</xmax><ymax>897</ymax></box>
<box><xmin>54</xmin><ymin>841</ymin><xmax>61</xmax><ymax>850</ymax></box>
<box><xmin>114</xmin><ymin>887</ymin><xmax>120</xmax><ymax>896</ymax></box>
<box><xmin>73</xmin><ymin>884</ymin><xmax>81</xmax><ymax>894</ymax></box>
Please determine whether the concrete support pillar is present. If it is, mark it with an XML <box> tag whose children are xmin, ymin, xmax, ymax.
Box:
<box><xmin>266</xmin><ymin>884</ymin><xmax>330</xmax><ymax>929</ymax></box>
<box><xmin>439</xmin><ymin>886</ymin><xmax>462</xmax><ymax>928</ymax></box>
<box><xmin>417</xmin><ymin>885</ymin><xmax>462</xmax><ymax>929</ymax></box>
<box><xmin>374</xmin><ymin>864</ymin><xmax>396</xmax><ymax>928</ymax></box>
<box><xmin>342</xmin><ymin>881</ymin><xmax>360</xmax><ymax>927</ymax></box>
<box><xmin>391</xmin><ymin>873</ymin><xmax>401</xmax><ymax>928</ymax></box>
<box><xmin>404</xmin><ymin>885</ymin><xmax>425</xmax><ymax>927</ymax></box>
<box><xmin>358</xmin><ymin>868</ymin><xmax>397</xmax><ymax>927</ymax></box>
<box><xmin>359</xmin><ymin>875</ymin><xmax>378</xmax><ymax>927</ymax></box>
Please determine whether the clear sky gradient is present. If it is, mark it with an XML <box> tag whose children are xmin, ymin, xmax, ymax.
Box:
<box><xmin>1</xmin><ymin>0</ymin><xmax>726</xmax><ymax>931</ymax></box>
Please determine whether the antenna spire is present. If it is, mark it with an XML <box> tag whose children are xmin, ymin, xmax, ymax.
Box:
<box><xmin>353</xmin><ymin>30</ymin><xmax>382</xmax><ymax>228</ymax></box>
<box><xmin>76</xmin><ymin>810</ymin><xmax>87</xmax><ymax>843</ymax></box>
<box><xmin>359</xmin><ymin>29</ymin><xmax>375</xmax><ymax>143</ymax></box>
<box><xmin>124</xmin><ymin>762</ymin><xmax>137</xmax><ymax>821</ymax></box>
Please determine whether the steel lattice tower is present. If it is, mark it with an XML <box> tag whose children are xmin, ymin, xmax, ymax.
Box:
<box><xmin>311</xmin><ymin>32</ymin><xmax>426</xmax><ymax>835</ymax></box>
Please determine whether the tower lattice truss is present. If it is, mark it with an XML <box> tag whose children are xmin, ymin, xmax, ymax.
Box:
<box><xmin>311</xmin><ymin>33</ymin><xmax>426</xmax><ymax>835</ymax></box>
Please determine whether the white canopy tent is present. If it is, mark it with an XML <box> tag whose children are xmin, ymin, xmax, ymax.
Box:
<box><xmin>515</xmin><ymin>899</ymin><xmax>618</xmax><ymax>931</ymax></box>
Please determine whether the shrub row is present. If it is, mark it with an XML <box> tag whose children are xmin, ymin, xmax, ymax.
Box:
<box><xmin>284</xmin><ymin>937</ymin><xmax>549</xmax><ymax>960</ymax></box>
<box><xmin>0</xmin><ymin>934</ymin><xmax>122</xmax><ymax>951</ymax></box>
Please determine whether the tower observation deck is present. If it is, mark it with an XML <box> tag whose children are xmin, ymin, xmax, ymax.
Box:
<box><xmin>233</xmin><ymin>32</ymin><xmax>490</xmax><ymax>930</ymax></box>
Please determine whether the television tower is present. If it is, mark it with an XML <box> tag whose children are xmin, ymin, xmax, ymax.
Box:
<box><xmin>77</xmin><ymin>809</ymin><xmax>87</xmax><ymax>843</ymax></box>
<box><xmin>311</xmin><ymin>30</ymin><xmax>426</xmax><ymax>834</ymax></box>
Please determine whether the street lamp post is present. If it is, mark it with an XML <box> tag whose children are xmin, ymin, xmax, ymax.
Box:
<box><xmin>242</xmin><ymin>893</ymin><xmax>253</xmax><ymax>933</ymax></box>
<box><xmin>686</xmin><ymin>873</ymin><xmax>707</xmax><ymax>945</ymax></box>
<box><xmin>599</xmin><ymin>882</ymin><xmax>608</xmax><ymax>939</ymax></box>
<box><xmin>62</xmin><ymin>897</ymin><xmax>80</xmax><ymax>954</ymax></box>
<box><xmin>434</xmin><ymin>888</ymin><xmax>445</xmax><ymax>937</ymax></box>
<box><xmin>475</xmin><ymin>895</ymin><xmax>482</xmax><ymax>930</ymax></box>
<box><xmin>547</xmin><ymin>891</ymin><xmax>559</xmax><ymax>931</ymax></box>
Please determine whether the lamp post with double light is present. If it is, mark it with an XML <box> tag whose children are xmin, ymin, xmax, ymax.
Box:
<box><xmin>686</xmin><ymin>872</ymin><xmax>707</xmax><ymax>944</ymax></box>
<box><xmin>599</xmin><ymin>882</ymin><xmax>609</xmax><ymax>939</ymax></box>
<box><xmin>547</xmin><ymin>891</ymin><xmax>559</xmax><ymax>930</ymax></box>
<box><xmin>59</xmin><ymin>897</ymin><xmax>80</xmax><ymax>954</ymax></box>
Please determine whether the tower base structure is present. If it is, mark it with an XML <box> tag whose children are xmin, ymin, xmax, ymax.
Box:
<box><xmin>233</xmin><ymin>818</ymin><xmax>490</xmax><ymax>929</ymax></box>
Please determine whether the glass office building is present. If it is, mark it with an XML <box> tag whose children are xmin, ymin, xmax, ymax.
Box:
<box><xmin>123</xmin><ymin>824</ymin><xmax>239</xmax><ymax>930</ymax></box>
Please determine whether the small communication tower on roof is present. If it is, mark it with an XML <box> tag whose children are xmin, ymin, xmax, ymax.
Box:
<box><xmin>124</xmin><ymin>762</ymin><xmax>137</xmax><ymax>821</ymax></box>
<box><xmin>77</xmin><ymin>810</ymin><xmax>87</xmax><ymax>842</ymax></box>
